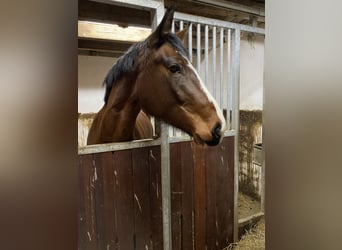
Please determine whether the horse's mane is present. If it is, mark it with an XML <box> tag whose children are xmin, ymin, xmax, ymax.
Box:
<box><xmin>103</xmin><ymin>33</ymin><xmax>189</xmax><ymax>104</ymax></box>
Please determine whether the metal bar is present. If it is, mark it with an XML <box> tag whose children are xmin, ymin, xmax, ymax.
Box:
<box><xmin>196</xmin><ymin>23</ymin><xmax>201</xmax><ymax>73</ymax></box>
<box><xmin>78</xmin><ymin>138</ymin><xmax>161</xmax><ymax>155</ymax></box>
<box><xmin>212</xmin><ymin>26</ymin><xmax>216</xmax><ymax>98</ymax></box>
<box><xmin>223</xmin><ymin>130</ymin><xmax>237</xmax><ymax>137</ymax></box>
<box><xmin>205</xmin><ymin>25</ymin><xmax>209</xmax><ymax>87</ymax></box>
<box><xmin>160</xmin><ymin>121</ymin><xmax>172</xmax><ymax>250</ymax></box>
<box><xmin>175</xmin><ymin>12</ymin><xmax>265</xmax><ymax>35</ymax></box>
<box><xmin>78</xmin><ymin>129</ymin><xmax>239</xmax><ymax>155</ymax></box>
<box><xmin>231</xmin><ymin>28</ymin><xmax>241</xmax><ymax>243</ymax></box>
<box><xmin>171</xmin><ymin>20</ymin><xmax>175</xmax><ymax>33</ymax></box>
<box><xmin>152</xmin><ymin>7</ymin><xmax>172</xmax><ymax>250</ymax></box>
<box><xmin>169</xmin><ymin>131</ymin><xmax>236</xmax><ymax>144</ymax></box>
<box><xmin>227</xmin><ymin>29</ymin><xmax>232</xmax><ymax>130</ymax></box>
<box><xmin>169</xmin><ymin>135</ymin><xmax>192</xmax><ymax>144</ymax></box>
<box><xmin>179</xmin><ymin>20</ymin><xmax>184</xmax><ymax>30</ymax></box>
<box><xmin>188</xmin><ymin>23</ymin><xmax>193</xmax><ymax>62</ymax></box>
<box><xmin>220</xmin><ymin>27</ymin><xmax>224</xmax><ymax>109</ymax></box>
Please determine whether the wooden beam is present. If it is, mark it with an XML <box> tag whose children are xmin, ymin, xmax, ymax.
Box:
<box><xmin>78</xmin><ymin>21</ymin><xmax>151</xmax><ymax>42</ymax></box>
<box><xmin>164</xmin><ymin>0</ymin><xmax>264</xmax><ymax>26</ymax></box>
<box><xmin>78</xmin><ymin>38</ymin><xmax>133</xmax><ymax>53</ymax></box>
<box><xmin>79</xmin><ymin>0</ymin><xmax>152</xmax><ymax>28</ymax></box>
<box><xmin>78</xmin><ymin>49</ymin><xmax>124</xmax><ymax>58</ymax></box>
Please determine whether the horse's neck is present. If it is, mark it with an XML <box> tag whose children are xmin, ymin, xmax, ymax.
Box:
<box><xmin>100</xmin><ymin>77</ymin><xmax>141</xmax><ymax>142</ymax></box>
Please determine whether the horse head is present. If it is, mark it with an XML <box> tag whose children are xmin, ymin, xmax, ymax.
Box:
<box><xmin>136</xmin><ymin>8</ymin><xmax>226</xmax><ymax>146</ymax></box>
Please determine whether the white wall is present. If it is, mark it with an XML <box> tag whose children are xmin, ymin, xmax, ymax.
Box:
<box><xmin>78</xmin><ymin>55</ymin><xmax>118</xmax><ymax>113</ymax></box>
<box><xmin>239</xmin><ymin>35</ymin><xmax>264</xmax><ymax>110</ymax></box>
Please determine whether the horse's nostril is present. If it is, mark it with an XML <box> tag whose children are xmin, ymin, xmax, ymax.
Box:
<box><xmin>212</xmin><ymin>123</ymin><xmax>222</xmax><ymax>138</ymax></box>
<box><xmin>205</xmin><ymin>123</ymin><xmax>222</xmax><ymax>146</ymax></box>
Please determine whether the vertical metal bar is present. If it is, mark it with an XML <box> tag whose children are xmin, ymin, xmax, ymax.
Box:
<box><xmin>152</xmin><ymin>7</ymin><xmax>172</xmax><ymax>250</ymax></box>
<box><xmin>205</xmin><ymin>25</ymin><xmax>209</xmax><ymax>87</ymax></box>
<box><xmin>161</xmin><ymin>121</ymin><xmax>172</xmax><ymax>250</ymax></box>
<box><xmin>188</xmin><ymin>23</ymin><xmax>193</xmax><ymax>63</ymax></box>
<box><xmin>212</xmin><ymin>26</ymin><xmax>216</xmax><ymax>98</ymax></box>
<box><xmin>220</xmin><ymin>27</ymin><xmax>224</xmax><ymax>109</ymax></box>
<box><xmin>196</xmin><ymin>23</ymin><xmax>201</xmax><ymax>73</ymax></box>
<box><xmin>171</xmin><ymin>20</ymin><xmax>175</xmax><ymax>33</ymax></box>
<box><xmin>227</xmin><ymin>29</ymin><xmax>232</xmax><ymax>129</ymax></box>
<box><xmin>179</xmin><ymin>20</ymin><xmax>184</xmax><ymax>30</ymax></box>
<box><xmin>232</xmin><ymin>29</ymin><xmax>240</xmax><ymax>131</ymax></box>
<box><xmin>261</xmin><ymin>132</ymin><xmax>265</xmax><ymax>212</ymax></box>
<box><xmin>231</xmin><ymin>28</ymin><xmax>241</xmax><ymax>244</ymax></box>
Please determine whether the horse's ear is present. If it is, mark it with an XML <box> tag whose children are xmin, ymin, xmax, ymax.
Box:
<box><xmin>176</xmin><ymin>28</ymin><xmax>188</xmax><ymax>42</ymax></box>
<box><xmin>149</xmin><ymin>7</ymin><xmax>175</xmax><ymax>47</ymax></box>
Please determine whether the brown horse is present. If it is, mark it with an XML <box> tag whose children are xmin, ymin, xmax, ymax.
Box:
<box><xmin>87</xmin><ymin>8</ymin><xmax>226</xmax><ymax>146</ymax></box>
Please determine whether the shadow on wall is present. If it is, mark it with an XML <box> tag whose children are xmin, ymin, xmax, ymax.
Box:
<box><xmin>78</xmin><ymin>113</ymin><xmax>96</xmax><ymax>147</ymax></box>
<box><xmin>239</xmin><ymin>110</ymin><xmax>262</xmax><ymax>199</ymax></box>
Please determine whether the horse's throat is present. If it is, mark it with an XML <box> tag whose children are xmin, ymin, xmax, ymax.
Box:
<box><xmin>101</xmin><ymin>80</ymin><xmax>140</xmax><ymax>141</ymax></box>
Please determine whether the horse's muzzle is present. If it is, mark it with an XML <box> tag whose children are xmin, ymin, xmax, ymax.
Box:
<box><xmin>205</xmin><ymin>123</ymin><xmax>222</xmax><ymax>146</ymax></box>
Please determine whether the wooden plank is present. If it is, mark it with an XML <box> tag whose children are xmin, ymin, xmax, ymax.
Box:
<box><xmin>113</xmin><ymin>149</ymin><xmax>135</xmax><ymax>249</ymax></box>
<box><xmin>226</xmin><ymin>137</ymin><xmax>235</xmax><ymax>244</ymax></box>
<box><xmin>79</xmin><ymin>0</ymin><xmax>151</xmax><ymax>28</ymax></box>
<box><xmin>170</xmin><ymin>143</ymin><xmax>182</xmax><ymax>250</ymax></box>
<box><xmin>148</xmin><ymin>146</ymin><xmax>163</xmax><ymax>250</ymax></box>
<box><xmin>132</xmin><ymin>147</ymin><xmax>152</xmax><ymax>249</ymax></box>
<box><xmin>93</xmin><ymin>153</ymin><xmax>105</xmax><ymax>250</ymax></box>
<box><xmin>78</xmin><ymin>155</ymin><xmax>86</xmax><ymax>250</ymax></box>
<box><xmin>205</xmin><ymin>145</ymin><xmax>219</xmax><ymax>249</ymax></box>
<box><xmin>180</xmin><ymin>142</ymin><xmax>195</xmax><ymax>250</ymax></box>
<box><xmin>94</xmin><ymin>152</ymin><xmax>116</xmax><ymax>250</ymax></box>
<box><xmin>78</xmin><ymin>21</ymin><xmax>151</xmax><ymax>43</ymax></box>
<box><xmin>78</xmin><ymin>38</ymin><xmax>132</xmax><ymax>54</ymax></box>
<box><xmin>216</xmin><ymin>137</ymin><xmax>235</xmax><ymax>246</ymax></box>
<box><xmin>79</xmin><ymin>154</ymin><xmax>97</xmax><ymax>250</ymax></box>
<box><xmin>192</xmin><ymin>143</ymin><xmax>206</xmax><ymax>250</ymax></box>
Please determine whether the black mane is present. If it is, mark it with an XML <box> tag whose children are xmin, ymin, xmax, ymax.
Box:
<box><xmin>103</xmin><ymin>33</ymin><xmax>189</xmax><ymax>104</ymax></box>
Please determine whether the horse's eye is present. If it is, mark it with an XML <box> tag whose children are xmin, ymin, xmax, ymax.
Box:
<box><xmin>168</xmin><ymin>64</ymin><xmax>182</xmax><ymax>74</ymax></box>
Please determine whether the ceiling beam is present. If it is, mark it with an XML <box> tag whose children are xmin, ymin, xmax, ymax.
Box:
<box><xmin>192</xmin><ymin>0</ymin><xmax>265</xmax><ymax>17</ymax></box>
<box><xmin>79</xmin><ymin>0</ymin><xmax>151</xmax><ymax>28</ymax></box>
<box><xmin>78</xmin><ymin>21</ymin><xmax>151</xmax><ymax>42</ymax></box>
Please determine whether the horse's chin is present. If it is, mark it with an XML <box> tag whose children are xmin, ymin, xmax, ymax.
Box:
<box><xmin>193</xmin><ymin>133</ymin><xmax>221</xmax><ymax>147</ymax></box>
<box><xmin>192</xmin><ymin>133</ymin><xmax>206</xmax><ymax>145</ymax></box>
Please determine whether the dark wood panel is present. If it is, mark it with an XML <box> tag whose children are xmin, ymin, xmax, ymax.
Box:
<box><xmin>170</xmin><ymin>144</ymin><xmax>182</xmax><ymax>250</ymax></box>
<box><xmin>192</xmin><ymin>144</ymin><xmax>207</xmax><ymax>250</ymax></box>
<box><xmin>78</xmin><ymin>155</ymin><xmax>86</xmax><ymax>250</ymax></box>
<box><xmin>79</xmin><ymin>154</ymin><xmax>98</xmax><ymax>250</ymax></box>
<box><xmin>79</xmin><ymin>0</ymin><xmax>151</xmax><ymax>28</ymax></box>
<box><xmin>205</xmin><ymin>145</ymin><xmax>219</xmax><ymax>249</ymax></box>
<box><xmin>78</xmin><ymin>137</ymin><xmax>235</xmax><ymax>249</ymax></box>
<box><xmin>112</xmin><ymin>149</ymin><xmax>135</xmax><ymax>249</ymax></box>
<box><xmin>148</xmin><ymin>147</ymin><xmax>163</xmax><ymax>250</ymax></box>
<box><xmin>180</xmin><ymin>142</ymin><xmax>195</xmax><ymax>250</ymax></box>
<box><xmin>94</xmin><ymin>152</ymin><xmax>116</xmax><ymax>249</ymax></box>
<box><xmin>93</xmin><ymin>153</ymin><xmax>105</xmax><ymax>249</ymax></box>
<box><xmin>216</xmin><ymin>137</ymin><xmax>235</xmax><ymax>246</ymax></box>
<box><xmin>132</xmin><ymin>148</ymin><xmax>152</xmax><ymax>249</ymax></box>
